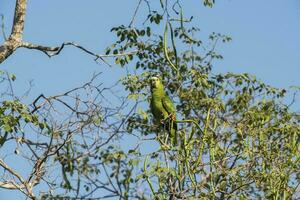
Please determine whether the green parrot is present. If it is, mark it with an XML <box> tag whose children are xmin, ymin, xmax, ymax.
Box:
<box><xmin>150</xmin><ymin>76</ymin><xmax>177</xmax><ymax>145</ymax></box>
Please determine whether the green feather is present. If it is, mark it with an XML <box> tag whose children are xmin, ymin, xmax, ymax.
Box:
<box><xmin>150</xmin><ymin>77</ymin><xmax>177</xmax><ymax>145</ymax></box>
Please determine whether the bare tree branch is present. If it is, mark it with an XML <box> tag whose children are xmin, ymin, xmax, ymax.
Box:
<box><xmin>20</xmin><ymin>41</ymin><xmax>138</xmax><ymax>62</ymax></box>
<box><xmin>0</xmin><ymin>0</ymin><xmax>138</xmax><ymax>65</ymax></box>
<box><xmin>10</xmin><ymin>0</ymin><xmax>27</xmax><ymax>42</ymax></box>
<box><xmin>0</xmin><ymin>158</ymin><xmax>37</xmax><ymax>199</ymax></box>
<box><xmin>0</xmin><ymin>0</ymin><xmax>27</xmax><ymax>63</ymax></box>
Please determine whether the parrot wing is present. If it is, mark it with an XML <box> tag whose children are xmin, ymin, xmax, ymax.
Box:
<box><xmin>162</xmin><ymin>93</ymin><xmax>178</xmax><ymax>145</ymax></box>
<box><xmin>162</xmin><ymin>93</ymin><xmax>176</xmax><ymax>116</ymax></box>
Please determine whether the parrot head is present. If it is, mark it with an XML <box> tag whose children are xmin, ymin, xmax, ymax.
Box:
<box><xmin>150</xmin><ymin>76</ymin><xmax>162</xmax><ymax>90</ymax></box>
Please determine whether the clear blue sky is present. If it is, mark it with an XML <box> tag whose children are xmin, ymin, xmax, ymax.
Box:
<box><xmin>0</xmin><ymin>0</ymin><xmax>299</xmax><ymax>199</ymax></box>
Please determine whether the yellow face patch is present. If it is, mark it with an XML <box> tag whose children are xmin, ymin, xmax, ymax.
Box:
<box><xmin>150</xmin><ymin>77</ymin><xmax>160</xmax><ymax>88</ymax></box>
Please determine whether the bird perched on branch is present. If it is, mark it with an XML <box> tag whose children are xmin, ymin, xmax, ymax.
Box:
<box><xmin>149</xmin><ymin>76</ymin><xmax>177</xmax><ymax>145</ymax></box>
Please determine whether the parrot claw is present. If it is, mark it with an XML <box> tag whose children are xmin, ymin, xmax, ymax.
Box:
<box><xmin>168</xmin><ymin>114</ymin><xmax>176</xmax><ymax>121</ymax></box>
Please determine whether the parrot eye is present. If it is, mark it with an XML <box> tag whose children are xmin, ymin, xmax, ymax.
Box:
<box><xmin>150</xmin><ymin>79</ymin><xmax>156</xmax><ymax>86</ymax></box>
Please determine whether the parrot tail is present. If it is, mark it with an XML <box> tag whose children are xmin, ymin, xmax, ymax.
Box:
<box><xmin>164</xmin><ymin>118</ymin><xmax>177</xmax><ymax>146</ymax></box>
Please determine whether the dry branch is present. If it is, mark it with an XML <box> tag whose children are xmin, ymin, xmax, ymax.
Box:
<box><xmin>0</xmin><ymin>0</ymin><xmax>138</xmax><ymax>65</ymax></box>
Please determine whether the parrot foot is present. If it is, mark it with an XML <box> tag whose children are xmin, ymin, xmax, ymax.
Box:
<box><xmin>168</xmin><ymin>114</ymin><xmax>176</xmax><ymax>121</ymax></box>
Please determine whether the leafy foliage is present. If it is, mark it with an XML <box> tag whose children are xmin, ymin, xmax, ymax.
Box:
<box><xmin>104</xmin><ymin>1</ymin><xmax>300</xmax><ymax>199</ymax></box>
<box><xmin>0</xmin><ymin>0</ymin><xmax>299</xmax><ymax>200</ymax></box>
